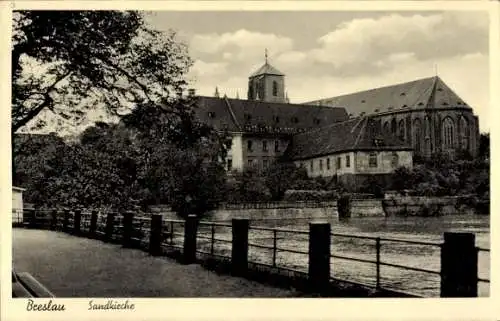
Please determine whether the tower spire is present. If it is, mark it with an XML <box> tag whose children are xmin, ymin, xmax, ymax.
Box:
<box><xmin>214</xmin><ymin>86</ymin><xmax>220</xmax><ymax>98</ymax></box>
<box><xmin>265</xmin><ymin>48</ymin><xmax>268</xmax><ymax>64</ymax></box>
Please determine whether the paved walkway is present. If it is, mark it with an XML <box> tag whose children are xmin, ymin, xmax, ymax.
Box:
<box><xmin>12</xmin><ymin>228</ymin><xmax>300</xmax><ymax>297</ymax></box>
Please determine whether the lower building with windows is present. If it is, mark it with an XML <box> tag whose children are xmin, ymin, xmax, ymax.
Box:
<box><xmin>285</xmin><ymin>117</ymin><xmax>413</xmax><ymax>188</ymax></box>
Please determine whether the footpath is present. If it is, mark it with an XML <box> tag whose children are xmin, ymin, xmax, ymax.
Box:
<box><xmin>12</xmin><ymin>228</ymin><xmax>300</xmax><ymax>297</ymax></box>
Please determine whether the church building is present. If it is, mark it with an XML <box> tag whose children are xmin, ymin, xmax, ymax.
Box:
<box><xmin>192</xmin><ymin>54</ymin><xmax>480</xmax><ymax>186</ymax></box>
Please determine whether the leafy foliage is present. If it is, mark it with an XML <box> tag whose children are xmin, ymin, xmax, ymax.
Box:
<box><xmin>12</xmin><ymin>11</ymin><xmax>192</xmax><ymax>133</ymax></box>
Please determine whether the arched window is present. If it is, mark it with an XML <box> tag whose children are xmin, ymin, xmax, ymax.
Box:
<box><xmin>442</xmin><ymin>117</ymin><xmax>455</xmax><ymax>150</ymax></box>
<box><xmin>424</xmin><ymin>116</ymin><xmax>431</xmax><ymax>155</ymax></box>
<box><xmin>459</xmin><ymin>116</ymin><xmax>469</xmax><ymax>150</ymax></box>
<box><xmin>391</xmin><ymin>118</ymin><xmax>397</xmax><ymax>135</ymax></box>
<box><xmin>391</xmin><ymin>152</ymin><xmax>399</xmax><ymax>168</ymax></box>
<box><xmin>398</xmin><ymin>119</ymin><xmax>405</xmax><ymax>141</ymax></box>
<box><xmin>413</xmin><ymin>118</ymin><xmax>422</xmax><ymax>153</ymax></box>
<box><xmin>383</xmin><ymin>122</ymin><xmax>389</xmax><ymax>134</ymax></box>
<box><xmin>272</xmin><ymin>81</ymin><xmax>278</xmax><ymax>96</ymax></box>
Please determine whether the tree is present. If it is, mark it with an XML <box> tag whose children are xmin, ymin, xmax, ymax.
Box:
<box><xmin>479</xmin><ymin>132</ymin><xmax>490</xmax><ymax>159</ymax></box>
<box><xmin>264</xmin><ymin>162</ymin><xmax>308</xmax><ymax>200</ymax></box>
<box><xmin>12</xmin><ymin>11</ymin><xmax>192</xmax><ymax>133</ymax></box>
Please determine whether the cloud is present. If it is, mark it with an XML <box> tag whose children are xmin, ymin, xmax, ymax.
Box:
<box><xmin>190</xmin><ymin>29</ymin><xmax>293</xmax><ymax>61</ymax></box>
<box><xmin>305</xmin><ymin>12</ymin><xmax>488</xmax><ymax>76</ymax></box>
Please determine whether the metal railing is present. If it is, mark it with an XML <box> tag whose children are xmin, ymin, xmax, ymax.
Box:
<box><xmin>14</xmin><ymin>208</ymin><xmax>490</xmax><ymax>297</ymax></box>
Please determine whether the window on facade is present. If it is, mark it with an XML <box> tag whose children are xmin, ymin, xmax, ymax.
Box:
<box><xmin>272</xmin><ymin>81</ymin><xmax>278</xmax><ymax>96</ymax></box>
<box><xmin>275</xmin><ymin>140</ymin><xmax>280</xmax><ymax>152</ymax></box>
<box><xmin>292</xmin><ymin>117</ymin><xmax>299</xmax><ymax>123</ymax></box>
<box><xmin>442</xmin><ymin>117</ymin><xmax>455</xmax><ymax>149</ymax></box>
<box><xmin>326</xmin><ymin>158</ymin><xmax>330</xmax><ymax>170</ymax></box>
<box><xmin>263</xmin><ymin>159</ymin><xmax>269</xmax><ymax>168</ymax></box>
<box><xmin>319</xmin><ymin>159</ymin><xmax>323</xmax><ymax>171</ymax></box>
<box><xmin>414</xmin><ymin>119</ymin><xmax>422</xmax><ymax>153</ymax></box>
<box><xmin>346</xmin><ymin>155</ymin><xmax>350</xmax><ymax>168</ymax></box>
<box><xmin>208</xmin><ymin>112</ymin><xmax>215</xmax><ymax>118</ymax></box>
<box><xmin>337</xmin><ymin>157</ymin><xmax>341</xmax><ymax>169</ymax></box>
<box><xmin>248</xmin><ymin>159</ymin><xmax>254</xmax><ymax>167</ymax></box>
<box><xmin>369</xmin><ymin>152</ymin><xmax>377</xmax><ymax>168</ymax></box>
<box><xmin>391</xmin><ymin>153</ymin><xmax>399</xmax><ymax>168</ymax></box>
<box><xmin>314</xmin><ymin>118</ymin><xmax>320</xmax><ymax>125</ymax></box>
<box><xmin>274</xmin><ymin>116</ymin><xmax>280</xmax><ymax>123</ymax></box>
<box><xmin>262</xmin><ymin>140</ymin><xmax>268</xmax><ymax>152</ymax></box>
<box><xmin>391</xmin><ymin>118</ymin><xmax>397</xmax><ymax>134</ymax></box>
<box><xmin>227</xmin><ymin>159</ymin><xmax>232</xmax><ymax>171</ymax></box>
<box><xmin>244</xmin><ymin>113</ymin><xmax>252</xmax><ymax>122</ymax></box>
<box><xmin>247</xmin><ymin>140</ymin><xmax>253</xmax><ymax>152</ymax></box>
<box><xmin>459</xmin><ymin>116</ymin><xmax>469</xmax><ymax>150</ymax></box>
<box><xmin>398</xmin><ymin>119</ymin><xmax>405</xmax><ymax>141</ymax></box>
<box><xmin>310</xmin><ymin>161</ymin><xmax>314</xmax><ymax>172</ymax></box>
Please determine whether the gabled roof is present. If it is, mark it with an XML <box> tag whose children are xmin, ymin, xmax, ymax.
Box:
<box><xmin>304</xmin><ymin>76</ymin><xmax>472</xmax><ymax>117</ymax></box>
<box><xmin>249</xmin><ymin>62</ymin><xmax>284</xmax><ymax>77</ymax></box>
<box><xmin>193</xmin><ymin>96</ymin><xmax>348</xmax><ymax>135</ymax></box>
<box><xmin>285</xmin><ymin>117</ymin><xmax>412</xmax><ymax>160</ymax></box>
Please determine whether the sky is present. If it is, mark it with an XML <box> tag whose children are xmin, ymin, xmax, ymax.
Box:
<box><xmin>144</xmin><ymin>10</ymin><xmax>490</xmax><ymax>132</ymax></box>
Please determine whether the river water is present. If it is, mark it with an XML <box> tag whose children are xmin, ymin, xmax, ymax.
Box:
<box><xmin>195</xmin><ymin>214</ymin><xmax>490</xmax><ymax>297</ymax></box>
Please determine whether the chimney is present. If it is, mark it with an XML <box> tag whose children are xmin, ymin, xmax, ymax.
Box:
<box><xmin>188</xmin><ymin>88</ymin><xmax>196</xmax><ymax>97</ymax></box>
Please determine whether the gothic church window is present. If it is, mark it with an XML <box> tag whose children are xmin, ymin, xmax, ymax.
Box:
<box><xmin>275</xmin><ymin>140</ymin><xmax>280</xmax><ymax>152</ymax></box>
<box><xmin>262</xmin><ymin>140</ymin><xmax>268</xmax><ymax>152</ymax></box>
<box><xmin>442</xmin><ymin>117</ymin><xmax>455</xmax><ymax>149</ymax></box>
<box><xmin>459</xmin><ymin>116</ymin><xmax>469</xmax><ymax>150</ymax></box>
<box><xmin>391</xmin><ymin>118</ymin><xmax>397</xmax><ymax>134</ymax></box>
<box><xmin>413</xmin><ymin>118</ymin><xmax>422</xmax><ymax>153</ymax></box>
<box><xmin>398</xmin><ymin>120</ymin><xmax>405</xmax><ymax>141</ymax></box>
<box><xmin>247</xmin><ymin>140</ymin><xmax>253</xmax><ymax>152</ymax></box>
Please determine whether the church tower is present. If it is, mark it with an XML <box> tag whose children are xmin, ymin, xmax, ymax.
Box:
<box><xmin>247</xmin><ymin>50</ymin><xmax>286</xmax><ymax>103</ymax></box>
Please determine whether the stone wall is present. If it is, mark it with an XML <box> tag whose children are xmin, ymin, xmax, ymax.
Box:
<box><xmin>382</xmin><ymin>195</ymin><xmax>478</xmax><ymax>216</ymax></box>
<box><xmin>205</xmin><ymin>206</ymin><xmax>337</xmax><ymax>223</ymax></box>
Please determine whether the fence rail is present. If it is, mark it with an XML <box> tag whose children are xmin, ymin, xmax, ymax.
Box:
<box><xmin>14</xmin><ymin>208</ymin><xmax>489</xmax><ymax>297</ymax></box>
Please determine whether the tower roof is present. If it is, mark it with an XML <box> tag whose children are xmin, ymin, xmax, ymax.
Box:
<box><xmin>249</xmin><ymin>62</ymin><xmax>284</xmax><ymax>77</ymax></box>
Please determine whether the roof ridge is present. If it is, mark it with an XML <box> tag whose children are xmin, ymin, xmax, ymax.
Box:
<box><xmin>305</xmin><ymin>75</ymin><xmax>437</xmax><ymax>103</ymax></box>
<box><xmin>353</xmin><ymin>117</ymin><xmax>368</xmax><ymax>147</ymax></box>
<box><xmin>292</xmin><ymin>117</ymin><xmax>360</xmax><ymax>138</ymax></box>
<box><xmin>221</xmin><ymin>96</ymin><xmax>346</xmax><ymax>110</ymax></box>
<box><xmin>223</xmin><ymin>96</ymin><xmax>241</xmax><ymax>130</ymax></box>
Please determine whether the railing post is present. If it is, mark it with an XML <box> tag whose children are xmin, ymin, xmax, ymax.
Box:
<box><xmin>309</xmin><ymin>221</ymin><xmax>331</xmax><ymax>293</ymax></box>
<box><xmin>149</xmin><ymin>214</ymin><xmax>163</xmax><ymax>256</ymax></box>
<box><xmin>50</xmin><ymin>210</ymin><xmax>58</xmax><ymax>230</ymax></box>
<box><xmin>376</xmin><ymin>237</ymin><xmax>381</xmax><ymax>290</ymax></box>
<box><xmin>89</xmin><ymin>210</ymin><xmax>98</xmax><ymax>238</ymax></box>
<box><xmin>63</xmin><ymin>209</ymin><xmax>70</xmax><ymax>233</ymax></box>
<box><xmin>73</xmin><ymin>209</ymin><xmax>82</xmax><ymax>236</ymax></box>
<box><xmin>272</xmin><ymin>229</ymin><xmax>277</xmax><ymax>267</ymax></box>
<box><xmin>122</xmin><ymin>211</ymin><xmax>134</xmax><ymax>248</ymax></box>
<box><xmin>440</xmin><ymin>232</ymin><xmax>478</xmax><ymax>297</ymax></box>
<box><xmin>29</xmin><ymin>208</ymin><xmax>38</xmax><ymax>229</ymax></box>
<box><xmin>183</xmin><ymin>214</ymin><xmax>198</xmax><ymax>264</ymax></box>
<box><xmin>231</xmin><ymin>218</ymin><xmax>249</xmax><ymax>276</ymax></box>
<box><xmin>210</xmin><ymin>224</ymin><xmax>215</xmax><ymax>256</ymax></box>
<box><xmin>104</xmin><ymin>212</ymin><xmax>115</xmax><ymax>242</ymax></box>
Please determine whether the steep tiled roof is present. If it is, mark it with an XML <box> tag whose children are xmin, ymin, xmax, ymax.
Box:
<box><xmin>249</xmin><ymin>62</ymin><xmax>284</xmax><ymax>77</ymax></box>
<box><xmin>194</xmin><ymin>96</ymin><xmax>348</xmax><ymax>134</ymax></box>
<box><xmin>304</xmin><ymin>76</ymin><xmax>471</xmax><ymax>117</ymax></box>
<box><xmin>285</xmin><ymin>117</ymin><xmax>412</xmax><ymax>160</ymax></box>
